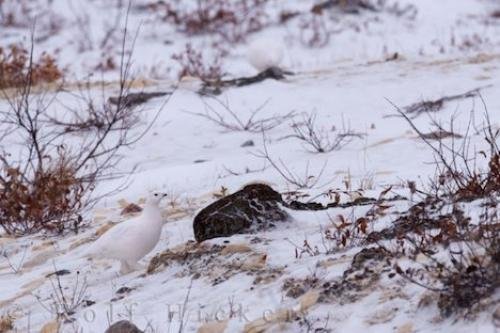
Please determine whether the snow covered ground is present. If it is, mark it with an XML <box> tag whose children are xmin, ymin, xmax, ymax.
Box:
<box><xmin>1</xmin><ymin>0</ymin><xmax>500</xmax><ymax>332</ymax></box>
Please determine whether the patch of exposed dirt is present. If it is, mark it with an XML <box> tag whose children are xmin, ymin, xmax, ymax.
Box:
<box><xmin>148</xmin><ymin>241</ymin><xmax>284</xmax><ymax>286</ymax></box>
<box><xmin>282</xmin><ymin>247</ymin><xmax>393</xmax><ymax>304</ymax></box>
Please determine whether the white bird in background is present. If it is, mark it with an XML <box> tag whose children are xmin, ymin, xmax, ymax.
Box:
<box><xmin>87</xmin><ymin>192</ymin><xmax>167</xmax><ymax>274</ymax></box>
<box><xmin>247</xmin><ymin>37</ymin><xmax>285</xmax><ymax>72</ymax></box>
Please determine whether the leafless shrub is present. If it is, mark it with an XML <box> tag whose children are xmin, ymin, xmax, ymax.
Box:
<box><xmin>286</xmin><ymin>113</ymin><xmax>363</xmax><ymax>153</ymax></box>
<box><xmin>321</xmin><ymin>212</ymin><xmax>373</xmax><ymax>252</ymax></box>
<box><xmin>0</xmin><ymin>1</ymin><xmax>63</xmax><ymax>40</ymax></box>
<box><xmin>189</xmin><ymin>97</ymin><xmax>295</xmax><ymax>133</ymax></box>
<box><xmin>286</xmin><ymin>213</ymin><xmax>367</xmax><ymax>258</ymax></box>
<box><xmin>288</xmin><ymin>186</ymin><xmax>393</xmax><ymax>257</ymax></box>
<box><xmin>35</xmin><ymin>269</ymin><xmax>89</xmax><ymax>321</ymax></box>
<box><xmin>0</xmin><ymin>14</ymin><xmax>172</xmax><ymax>236</ymax></box>
<box><xmin>299</xmin><ymin>12</ymin><xmax>331</xmax><ymax>48</ymax></box>
<box><xmin>286</xmin><ymin>238</ymin><xmax>320</xmax><ymax>258</ymax></box>
<box><xmin>172</xmin><ymin>43</ymin><xmax>224</xmax><ymax>82</ymax></box>
<box><xmin>218</xmin><ymin>163</ymin><xmax>268</xmax><ymax>179</ymax></box>
<box><xmin>95</xmin><ymin>56</ymin><xmax>117</xmax><ymax>72</ymax></box>
<box><xmin>393</xmin><ymin>203</ymin><xmax>499</xmax><ymax>317</ymax></box>
<box><xmin>0</xmin><ymin>39</ymin><xmax>79</xmax><ymax>236</ymax></box>
<box><xmin>388</xmin><ymin>97</ymin><xmax>499</xmax><ymax>201</ymax></box>
<box><xmin>99</xmin><ymin>1</ymin><xmax>126</xmax><ymax>50</ymax></box>
<box><xmin>69</xmin><ymin>3</ymin><xmax>93</xmax><ymax>52</ymax></box>
<box><xmin>1</xmin><ymin>242</ymin><xmax>30</xmax><ymax>274</ymax></box>
<box><xmin>387</xmin><ymin>98</ymin><xmax>500</xmax><ymax>317</ymax></box>
<box><xmin>296</xmin><ymin>0</ymin><xmax>417</xmax><ymax>48</ymax></box>
<box><xmin>0</xmin><ymin>44</ymin><xmax>62</xmax><ymax>89</ymax></box>
<box><xmin>253</xmin><ymin>133</ymin><xmax>328</xmax><ymax>189</ymax></box>
<box><xmin>150</xmin><ymin>0</ymin><xmax>270</xmax><ymax>43</ymax></box>
<box><xmin>50</xmin><ymin>86</ymin><xmax>167</xmax><ymax>135</ymax></box>
<box><xmin>454</xmin><ymin>33</ymin><xmax>491</xmax><ymax>52</ymax></box>
<box><xmin>0</xmin><ymin>0</ymin><xmax>40</xmax><ymax>27</ymax></box>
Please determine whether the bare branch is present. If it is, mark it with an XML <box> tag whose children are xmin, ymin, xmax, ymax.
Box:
<box><xmin>252</xmin><ymin>130</ymin><xmax>328</xmax><ymax>189</ymax></box>
<box><xmin>187</xmin><ymin>96</ymin><xmax>295</xmax><ymax>132</ymax></box>
<box><xmin>285</xmin><ymin>112</ymin><xmax>364</xmax><ymax>153</ymax></box>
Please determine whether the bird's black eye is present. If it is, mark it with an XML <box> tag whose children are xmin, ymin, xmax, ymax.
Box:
<box><xmin>154</xmin><ymin>193</ymin><xmax>158</xmax><ymax>196</ymax></box>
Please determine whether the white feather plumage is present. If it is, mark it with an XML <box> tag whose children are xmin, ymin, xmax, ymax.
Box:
<box><xmin>86</xmin><ymin>193</ymin><xmax>167</xmax><ymax>274</ymax></box>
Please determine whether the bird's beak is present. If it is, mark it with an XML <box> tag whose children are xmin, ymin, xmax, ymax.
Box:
<box><xmin>162</xmin><ymin>193</ymin><xmax>168</xmax><ymax>198</ymax></box>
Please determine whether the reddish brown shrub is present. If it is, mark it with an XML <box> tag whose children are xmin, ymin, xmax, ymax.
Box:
<box><xmin>299</xmin><ymin>12</ymin><xmax>331</xmax><ymax>48</ymax></box>
<box><xmin>0</xmin><ymin>161</ymin><xmax>85</xmax><ymax>236</ymax></box>
<box><xmin>172</xmin><ymin>43</ymin><xmax>224</xmax><ymax>82</ymax></box>
<box><xmin>0</xmin><ymin>44</ymin><xmax>62</xmax><ymax>89</ymax></box>
<box><xmin>152</xmin><ymin>0</ymin><xmax>269</xmax><ymax>43</ymax></box>
<box><xmin>0</xmin><ymin>0</ymin><xmax>30</xmax><ymax>27</ymax></box>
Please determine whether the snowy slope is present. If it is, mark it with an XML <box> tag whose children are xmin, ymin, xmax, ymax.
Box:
<box><xmin>1</xmin><ymin>1</ymin><xmax>500</xmax><ymax>332</ymax></box>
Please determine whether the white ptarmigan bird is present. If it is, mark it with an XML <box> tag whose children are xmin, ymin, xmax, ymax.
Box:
<box><xmin>87</xmin><ymin>192</ymin><xmax>167</xmax><ymax>274</ymax></box>
<box><xmin>247</xmin><ymin>37</ymin><xmax>284</xmax><ymax>72</ymax></box>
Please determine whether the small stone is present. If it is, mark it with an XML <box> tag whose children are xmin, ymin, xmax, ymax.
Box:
<box><xmin>241</xmin><ymin>140</ymin><xmax>254</xmax><ymax>147</ymax></box>
<box><xmin>105</xmin><ymin>320</ymin><xmax>143</xmax><ymax>333</ymax></box>
<box><xmin>83</xmin><ymin>299</ymin><xmax>95</xmax><ymax>307</ymax></box>
<box><xmin>45</xmin><ymin>269</ymin><xmax>71</xmax><ymax>278</ymax></box>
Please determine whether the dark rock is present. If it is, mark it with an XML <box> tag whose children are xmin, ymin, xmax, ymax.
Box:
<box><xmin>193</xmin><ymin>183</ymin><xmax>288</xmax><ymax>242</ymax></box>
<box><xmin>420</xmin><ymin>130</ymin><xmax>463</xmax><ymax>140</ymax></box>
<box><xmin>311</xmin><ymin>0</ymin><xmax>378</xmax><ymax>15</ymax></box>
<box><xmin>108</xmin><ymin>91</ymin><xmax>170</xmax><ymax>108</ymax></box>
<box><xmin>46</xmin><ymin>269</ymin><xmax>71</xmax><ymax>278</ymax></box>
<box><xmin>116</xmin><ymin>286</ymin><xmax>133</xmax><ymax>295</ymax></box>
<box><xmin>286</xmin><ymin>201</ymin><xmax>326</xmax><ymax>211</ymax></box>
<box><xmin>241</xmin><ymin>140</ymin><xmax>254</xmax><ymax>147</ymax></box>
<box><xmin>285</xmin><ymin>195</ymin><xmax>407</xmax><ymax>211</ymax></box>
<box><xmin>241</xmin><ymin>66</ymin><xmax>292</xmax><ymax>85</ymax></box>
<box><xmin>199</xmin><ymin>67</ymin><xmax>293</xmax><ymax>95</ymax></box>
<box><xmin>83</xmin><ymin>299</ymin><xmax>95</xmax><ymax>307</ymax></box>
<box><xmin>105</xmin><ymin>320</ymin><xmax>142</xmax><ymax>333</ymax></box>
